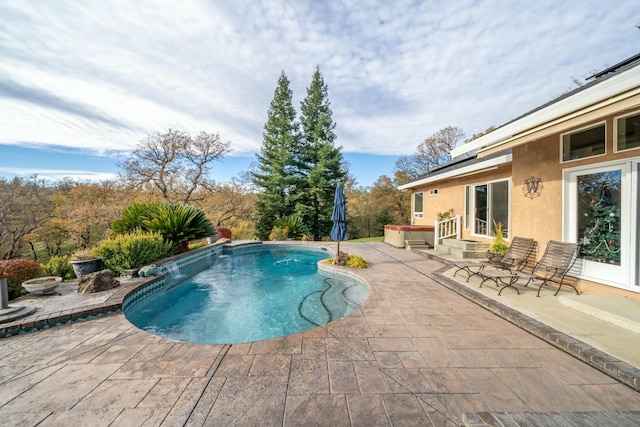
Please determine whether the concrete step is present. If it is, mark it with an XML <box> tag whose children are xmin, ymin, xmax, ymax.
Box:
<box><xmin>405</xmin><ymin>240</ymin><xmax>431</xmax><ymax>251</ymax></box>
<box><xmin>441</xmin><ymin>239</ymin><xmax>490</xmax><ymax>251</ymax></box>
<box><xmin>436</xmin><ymin>239</ymin><xmax>489</xmax><ymax>259</ymax></box>
<box><xmin>559</xmin><ymin>295</ymin><xmax>640</xmax><ymax>334</ymax></box>
<box><xmin>446</xmin><ymin>246</ymin><xmax>488</xmax><ymax>259</ymax></box>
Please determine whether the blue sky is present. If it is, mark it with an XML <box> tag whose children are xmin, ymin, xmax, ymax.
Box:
<box><xmin>0</xmin><ymin>1</ymin><xmax>638</xmax><ymax>187</ymax></box>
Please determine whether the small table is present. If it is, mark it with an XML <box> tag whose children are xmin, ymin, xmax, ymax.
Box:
<box><xmin>478</xmin><ymin>269</ymin><xmax>522</xmax><ymax>295</ymax></box>
<box><xmin>452</xmin><ymin>262</ymin><xmax>487</xmax><ymax>282</ymax></box>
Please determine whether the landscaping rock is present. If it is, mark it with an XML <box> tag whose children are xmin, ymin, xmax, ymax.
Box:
<box><xmin>77</xmin><ymin>270</ymin><xmax>120</xmax><ymax>294</ymax></box>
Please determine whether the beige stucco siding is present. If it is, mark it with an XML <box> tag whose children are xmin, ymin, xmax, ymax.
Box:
<box><xmin>511</xmin><ymin>135</ymin><xmax>562</xmax><ymax>249</ymax></box>
<box><xmin>411</xmin><ymin>163</ymin><xmax>511</xmax><ymax>242</ymax></box>
<box><xmin>513</xmin><ymin>115</ymin><xmax>640</xmax><ymax>251</ymax></box>
<box><xmin>512</xmin><ymin>115</ymin><xmax>640</xmax><ymax>298</ymax></box>
<box><xmin>408</xmin><ymin>112</ymin><xmax>640</xmax><ymax>298</ymax></box>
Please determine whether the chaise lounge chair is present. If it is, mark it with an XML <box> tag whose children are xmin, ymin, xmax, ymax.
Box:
<box><xmin>480</xmin><ymin>240</ymin><xmax>580</xmax><ymax>296</ymax></box>
<box><xmin>515</xmin><ymin>240</ymin><xmax>581</xmax><ymax>297</ymax></box>
<box><xmin>452</xmin><ymin>236</ymin><xmax>536</xmax><ymax>282</ymax></box>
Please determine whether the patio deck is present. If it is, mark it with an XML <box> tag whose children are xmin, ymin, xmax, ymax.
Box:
<box><xmin>1</xmin><ymin>242</ymin><xmax>640</xmax><ymax>426</ymax></box>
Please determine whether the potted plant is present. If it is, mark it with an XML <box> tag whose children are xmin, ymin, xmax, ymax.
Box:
<box><xmin>22</xmin><ymin>276</ymin><xmax>62</xmax><ymax>295</ymax></box>
<box><xmin>69</xmin><ymin>249</ymin><xmax>103</xmax><ymax>278</ymax></box>
<box><xmin>487</xmin><ymin>220</ymin><xmax>508</xmax><ymax>262</ymax></box>
<box><xmin>206</xmin><ymin>232</ymin><xmax>219</xmax><ymax>244</ymax></box>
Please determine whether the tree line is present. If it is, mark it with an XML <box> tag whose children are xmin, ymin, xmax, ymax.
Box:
<box><xmin>0</xmin><ymin>65</ymin><xmax>492</xmax><ymax>261</ymax></box>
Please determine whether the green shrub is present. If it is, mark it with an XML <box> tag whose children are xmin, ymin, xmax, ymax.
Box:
<box><xmin>94</xmin><ymin>230</ymin><xmax>174</xmax><ymax>276</ymax></box>
<box><xmin>42</xmin><ymin>255</ymin><xmax>75</xmax><ymax>280</ymax></box>
<box><xmin>0</xmin><ymin>259</ymin><xmax>43</xmax><ymax>300</ymax></box>
<box><xmin>324</xmin><ymin>254</ymin><xmax>370</xmax><ymax>268</ymax></box>
<box><xmin>70</xmin><ymin>248</ymin><xmax>98</xmax><ymax>261</ymax></box>
<box><xmin>112</xmin><ymin>202</ymin><xmax>215</xmax><ymax>253</ymax></box>
<box><xmin>346</xmin><ymin>255</ymin><xmax>369</xmax><ymax>268</ymax></box>
<box><xmin>269</xmin><ymin>226</ymin><xmax>289</xmax><ymax>241</ymax></box>
<box><xmin>274</xmin><ymin>215</ymin><xmax>307</xmax><ymax>239</ymax></box>
<box><xmin>111</xmin><ymin>202</ymin><xmax>161</xmax><ymax>233</ymax></box>
<box><xmin>489</xmin><ymin>220</ymin><xmax>508</xmax><ymax>255</ymax></box>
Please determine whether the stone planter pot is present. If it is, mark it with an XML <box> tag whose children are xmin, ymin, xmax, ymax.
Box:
<box><xmin>70</xmin><ymin>257</ymin><xmax>103</xmax><ymax>278</ymax></box>
<box><xmin>22</xmin><ymin>276</ymin><xmax>62</xmax><ymax>295</ymax></box>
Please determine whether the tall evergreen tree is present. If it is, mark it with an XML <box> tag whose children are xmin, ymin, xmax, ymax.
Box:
<box><xmin>252</xmin><ymin>71</ymin><xmax>303</xmax><ymax>240</ymax></box>
<box><xmin>297</xmin><ymin>66</ymin><xmax>346</xmax><ymax>240</ymax></box>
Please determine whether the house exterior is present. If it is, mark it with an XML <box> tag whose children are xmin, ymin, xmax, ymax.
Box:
<box><xmin>399</xmin><ymin>53</ymin><xmax>640</xmax><ymax>298</ymax></box>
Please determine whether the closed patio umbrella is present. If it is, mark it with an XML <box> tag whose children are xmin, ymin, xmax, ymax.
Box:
<box><xmin>330</xmin><ymin>183</ymin><xmax>347</xmax><ymax>261</ymax></box>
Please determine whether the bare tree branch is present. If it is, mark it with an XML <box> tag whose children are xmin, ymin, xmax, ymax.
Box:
<box><xmin>118</xmin><ymin>129</ymin><xmax>231</xmax><ymax>204</ymax></box>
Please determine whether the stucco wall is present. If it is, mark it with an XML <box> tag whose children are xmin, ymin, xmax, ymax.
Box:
<box><xmin>513</xmin><ymin>116</ymin><xmax>639</xmax><ymax>249</ymax></box>
<box><xmin>513</xmin><ymin>115</ymin><xmax>640</xmax><ymax>298</ymax></box>
<box><xmin>408</xmin><ymin>112</ymin><xmax>640</xmax><ymax>298</ymax></box>
<box><xmin>411</xmin><ymin>163</ymin><xmax>512</xmax><ymax>243</ymax></box>
<box><xmin>511</xmin><ymin>136</ymin><xmax>562</xmax><ymax>250</ymax></box>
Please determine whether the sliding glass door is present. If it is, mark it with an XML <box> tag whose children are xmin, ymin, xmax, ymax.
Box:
<box><xmin>472</xmin><ymin>180</ymin><xmax>510</xmax><ymax>239</ymax></box>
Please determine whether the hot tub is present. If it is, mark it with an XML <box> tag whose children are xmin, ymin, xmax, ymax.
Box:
<box><xmin>384</xmin><ymin>224</ymin><xmax>435</xmax><ymax>248</ymax></box>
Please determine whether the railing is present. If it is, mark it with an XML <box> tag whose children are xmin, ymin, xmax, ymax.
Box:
<box><xmin>434</xmin><ymin>215</ymin><xmax>461</xmax><ymax>250</ymax></box>
<box><xmin>475</xmin><ymin>218</ymin><xmax>487</xmax><ymax>236</ymax></box>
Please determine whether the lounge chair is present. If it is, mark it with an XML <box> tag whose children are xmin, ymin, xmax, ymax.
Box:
<box><xmin>515</xmin><ymin>240</ymin><xmax>581</xmax><ymax>297</ymax></box>
<box><xmin>481</xmin><ymin>240</ymin><xmax>580</xmax><ymax>296</ymax></box>
<box><xmin>453</xmin><ymin>236</ymin><xmax>536</xmax><ymax>282</ymax></box>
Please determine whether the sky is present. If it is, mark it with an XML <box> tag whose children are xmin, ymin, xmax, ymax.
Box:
<box><xmin>0</xmin><ymin>1</ymin><xmax>638</xmax><ymax>187</ymax></box>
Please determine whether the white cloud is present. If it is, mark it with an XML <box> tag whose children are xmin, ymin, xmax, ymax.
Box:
<box><xmin>0</xmin><ymin>166</ymin><xmax>117</xmax><ymax>182</ymax></box>
<box><xmin>0</xmin><ymin>0</ymin><xmax>638</xmax><ymax>161</ymax></box>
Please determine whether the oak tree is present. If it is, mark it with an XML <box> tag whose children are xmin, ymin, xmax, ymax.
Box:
<box><xmin>394</xmin><ymin>125</ymin><xmax>466</xmax><ymax>180</ymax></box>
<box><xmin>119</xmin><ymin>129</ymin><xmax>231</xmax><ymax>204</ymax></box>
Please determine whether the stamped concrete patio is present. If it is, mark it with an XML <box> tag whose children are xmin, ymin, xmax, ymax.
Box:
<box><xmin>1</xmin><ymin>241</ymin><xmax>640</xmax><ymax>426</ymax></box>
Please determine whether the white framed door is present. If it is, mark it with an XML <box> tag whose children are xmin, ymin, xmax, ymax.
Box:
<box><xmin>563</xmin><ymin>161</ymin><xmax>635</xmax><ymax>289</ymax></box>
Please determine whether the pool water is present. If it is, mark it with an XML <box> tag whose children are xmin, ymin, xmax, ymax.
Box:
<box><xmin>124</xmin><ymin>246</ymin><xmax>368</xmax><ymax>344</ymax></box>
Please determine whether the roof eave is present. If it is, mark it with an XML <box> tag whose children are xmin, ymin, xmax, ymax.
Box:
<box><xmin>451</xmin><ymin>63</ymin><xmax>640</xmax><ymax>158</ymax></box>
<box><xmin>398</xmin><ymin>152</ymin><xmax>512</xmax><ymax>190</ymax></box>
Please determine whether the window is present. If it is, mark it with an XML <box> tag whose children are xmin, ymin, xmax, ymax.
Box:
<box><xmin>561</xmin><ymin>123</ymin><xmax>605</xmax><ymax>162</ymax></box>
<box><xmin>413</xmin><ymin>192</ymin><xmax>424</xmax><ymax>218</ymax></box>
<box><xmin>616</xmin><ymin>111</ymin><xmax>640</xmax><ymax>152</ymax></box>
<box><xmin>471</xmin><ymin>180</ymin><xmax>510</xmax><ymax>239</ymax></box>
<box><xmin>428</xmin><ymin>189</ymin><xmax>438</xmax><ymax>196</ymax></box>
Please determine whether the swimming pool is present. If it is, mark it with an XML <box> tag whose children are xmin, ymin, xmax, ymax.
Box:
<box><xmin>123</xmin><ymin>244</ymin><xmax>369</xmax><ymax>344</ymax></box>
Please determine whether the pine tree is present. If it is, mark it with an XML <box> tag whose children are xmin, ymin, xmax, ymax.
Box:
<box><xmin>580</xmin><ymin>184</ymin><xmax>621</xmax><ymax>264</ymax></box>
<box><xmin>252</xmin><ymin>71</ymin><xmax>303</xmax><ymax>240</ymax></box>
<box><xmin>297</xmin><ymin>66</ymin><xmax>347</xmax><ymax>240</ymax></box>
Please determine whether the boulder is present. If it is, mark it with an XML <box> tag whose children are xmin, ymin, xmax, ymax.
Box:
<box><xmin>77</xmin><ymin>269</ymin><xmax>120</xmax><ymax>294</ymax></box>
